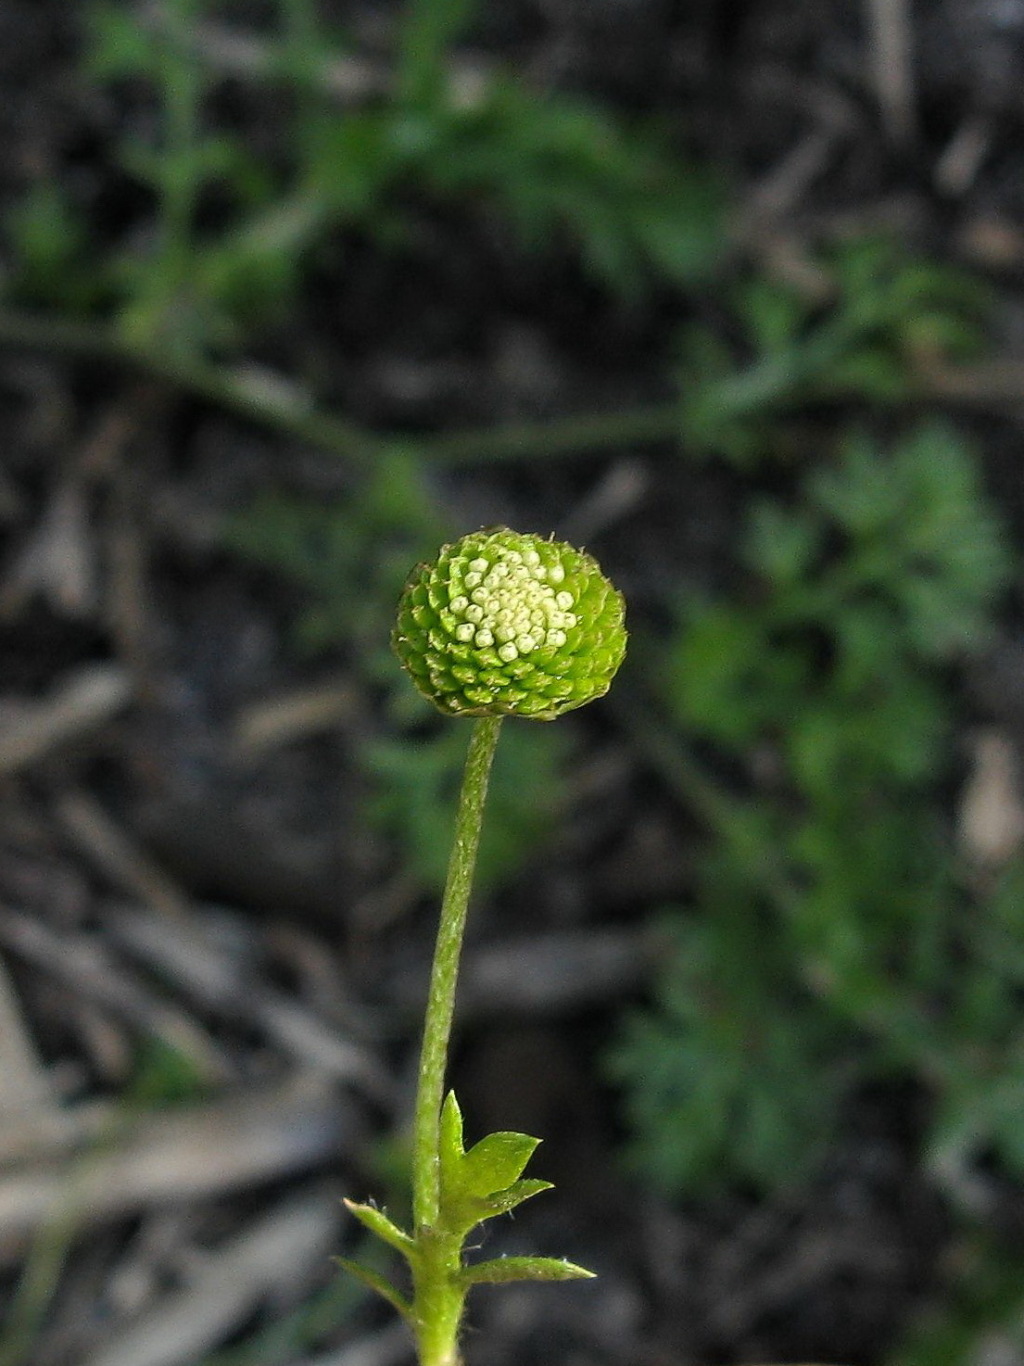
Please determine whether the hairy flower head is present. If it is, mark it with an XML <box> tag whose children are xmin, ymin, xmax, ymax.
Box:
<box><xmin>393</xmin><ymin>528</ymin><xmax>626</xmax><ymax>719</ymax></box>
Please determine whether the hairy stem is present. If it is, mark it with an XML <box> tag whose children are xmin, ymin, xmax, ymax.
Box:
<box><xmin>412</xmin><ymin>715</ymin><xmax>503</xmax><ymax>1230</ymax></box>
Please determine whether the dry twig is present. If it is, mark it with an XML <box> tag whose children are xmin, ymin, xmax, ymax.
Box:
<box><xmin>0</xmin><ymin>954</ymin><xmax>67</xmax><ymax>1164</ymax></box>
<box><xmin>0</xmin><ymin>1074</ymin><xmax>350</xmax><ymax>1244</ymax></box>
<box><xmin>865</xmin><ymin>0</ymin><xmax>918</xmax><ymax>146</ymax></box>
<box><xmin>79</xmin><ymin>1188</ymin><xmax>339</xmax><ymax>1366</ymax></box>
<box><xmin>55</xmin><ymin>789</ymin><xmax>193</xmax><ymax>922</ymax></box>
<box><xmin>232</xmin><ymin>680</ymin><xmax>361</xmax><ymax>757</ymax></box>
<box><xmin>0</xmin><ymin>667</ymin><xmax>131</xmax><ymax>776</ymax></box>
<box><xmin>103</xmin><ymin>903</ymin><xmax>396</xmax><ymax>1103</ymax></box>
<box><xmin>0</xmin><ymin>903</ymin><xmax>231</xmax><ymax>1083</ymax></box>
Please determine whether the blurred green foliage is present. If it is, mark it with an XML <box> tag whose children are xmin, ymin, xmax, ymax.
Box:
<box><xmin>2</xmin><ymin>0</ymin><xmax>722</xmax><ymax>357</ymax></box>
<box><xmin>611</xmin><ymin>425</ymin><xmax>1015</xmax><ymax>1195</ymax></box>
<box><xmin>126</xmin><ymin>1035</ymin><xmax>211</xmax><ymax>1110</ymax></box>
<box><xmin>890</xmin><ymin>1232</ymin><xmax>1024</xmax><ymax>1366</ymax></box>
<box><xmin>225</xmin><ymin>452</ymin><xmax>444</xmax><ymax>663</ymax></box>
<box><xmin>365</xmin><ymin>718</ymin><xmax>570</xmax><ymax>893</ymax></box>
<box><xmin>4</xmin><ymin>183</ymin><xmax>107</xmax><ymax>314</ymax></box>
<box><xmin>678</xmin><ymin>238</ymin><xmax>989</xmax><ymax>464</ymax></box>
<box><xmin>0</xmin><ymin>0</ymin><xmax>1019</xmax><ymax>1359</ymax></box>
<box><xmin>226</xmin><ymin>455</ymin><xmax>570</xmax><ymax>892</ymax></box>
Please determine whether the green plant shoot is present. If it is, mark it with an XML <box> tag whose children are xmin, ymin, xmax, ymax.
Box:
<box><xmin>342</xmin><ymin>527</ymin><xmax>626</xmax><ymax>1366</ymax></box>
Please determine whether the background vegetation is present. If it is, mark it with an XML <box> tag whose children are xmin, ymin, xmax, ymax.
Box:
<box><xmin>0</xmin><ymin>1</ymin><xmax>1023</xmax><ymax>1364</ymax></box>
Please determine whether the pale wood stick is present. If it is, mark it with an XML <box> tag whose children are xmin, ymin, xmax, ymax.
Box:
<box><xmin>79</xmin><ymin>1190</ymin><xmax>339</xmax><ymax>1366</ymax></box>
<box><xmin>0</xmin><ymin>666</ymin><xmax>131</xmax><ymax>775</ymax></box>
<box><xmin>866</xmin><ymin>0</ymin><xmax>918</xmax><ymax>146</ymax></box>
<box><xmin>0</xmin><ymin>1075</ymin><xmax>349</xmax><ymax>1244</ymax></box>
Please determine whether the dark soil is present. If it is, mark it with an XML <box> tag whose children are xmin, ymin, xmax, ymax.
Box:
<box><xmin>1</xmin><ymin>3</ymin><xmax>1023</xmax><ymax>1365</ymax></box>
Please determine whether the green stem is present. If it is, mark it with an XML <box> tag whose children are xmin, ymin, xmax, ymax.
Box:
<box><xmin>0</xmin><ymin>309</ymin><xmax>680</xmax><ymax>467</ymax></box>
<box><xmin>280</xmin><ymin>0</ymin><xmax>327</xmax><ymax>184</ymax></box>
<box><xmin>0</xmin><ymin>307</ymin><xmax>969</xmax><ymax>472</ymax></box>
<box><xmin>0</xmin><ymin>310</ymin><xmax>383</xmax><ymax>465</ymax></box>
<box><xmin>412</xmin><ymin>715</ymin><xmax>503</xmax><ymax>1230</ymax></box>
<box><xmin>410</xmin><ymin>1227</ymin><xmax>465</xmax><ymax>1366</ymax></box>
<box><xmin>397</xmin><ymin>0</ymin><xmax>473</xmax><ymax>110</ymax></box>
<box><xmin>417</xmin><ymin>399</ymin><xmax>680</xmax><ymax>465</ymax></box>
<box><xmin>154</xmin><ymin>0</ymin><xmax>204</xmax><ymax>356</ymax></box>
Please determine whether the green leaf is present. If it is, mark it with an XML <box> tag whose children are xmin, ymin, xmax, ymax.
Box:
<box><xmin>84</xmin><ymin>2</ymin><xmax>161</xmax><ymax>79</ymax></box>
<box><xmin>608</xmin><ymin>910</ymin><xmax>848</xmax><ymax>1194</ymax></box>
<box><xmin>473</xmin><ymin>1178</ymin><xmax>553</xmax><ymax>1216</ymax></box>
<box><xmin>742</xmin><ymin>275</ymin><xmax>808</xmax><ymax>352</ymax></box>
<box><xmin>334</xmin><ymin>1258</ymin><xmax>413</xmax><ymax>1321</ymax></box>
<box><xmin>396</xmin><ymin>0</ymin><xmax>476</xmax><ymax>109</ymax></box>
<box><xmin>810</xmin><ymin>424</ymin><xmax>1010</xmax><ymax>660</ymax></box>
<box><xmin>665</xmin><ymin>603</ymin><xmax>810</xmax><ymax>747</ymax></box>
<box><xmin>4</xmin><ymin>182</ymin><xmax>103</xmax><ymax>313</ymax></box>
<box><xmin>438</xmin><ymin>1088</ymin><xmax>466</xmax><ymax>1169</ymax></box>
<box><xmin>745</xmin><ymin>502</ymin><xmax>823</xmax><ymax>587</ymax></box>
<box><xmin>437</xmin><ymin>1092</ymin><xmax>550</xmax><ymax>1231</ymax></box>
<box><xmin>459</xmin><ymin>1255</ymin><xmax>595</xmax><ymax>1287</ymax></box>
<box><xmin>460</xmin><ymin>1131</ymin><xmax>543</xmax><ymax>1197</ymax></box>
<box><xmin>342</xmin><ymin>1200</ymin><xmax>414</xmax><ymax>1256</ymax></box>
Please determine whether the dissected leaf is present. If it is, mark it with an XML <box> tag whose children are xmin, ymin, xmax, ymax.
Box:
<box><xmin>618</xmin><ymin>424</ymin><xmax>1013</xmax><ymax>1195</ymax></box>
<box><xmin>438</xmin><ymin>1092</ymin><xmax>548</xmax><ymax>1231</ymax></box>
<box><xmin>676</xmin><ymin>240</ymin><xmax>989</xmax><ymax>463</ymax></box>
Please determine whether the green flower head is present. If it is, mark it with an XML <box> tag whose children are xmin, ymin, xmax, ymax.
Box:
<box><xmin>393</xmin><ymin>528</ymin><xmax>627</xmax><ymax>719</ymax></box>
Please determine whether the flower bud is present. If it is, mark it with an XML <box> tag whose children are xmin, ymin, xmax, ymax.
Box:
<box><xmin>393</xmin><ymin>528</ymin><xmax>627</xmax><ymax>719</ymax></box>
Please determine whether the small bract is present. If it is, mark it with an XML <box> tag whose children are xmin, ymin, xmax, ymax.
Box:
<box><xmin>393</xmin><ymin>528</ymin><xmax>627</xmax><ymax>719</ymax></box>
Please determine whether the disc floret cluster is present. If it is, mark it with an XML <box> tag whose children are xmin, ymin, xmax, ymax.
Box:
<box><xmin>393</xmin><ymin>528</ymin><xmax>627</xmax><ymax>719</ymax></box>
